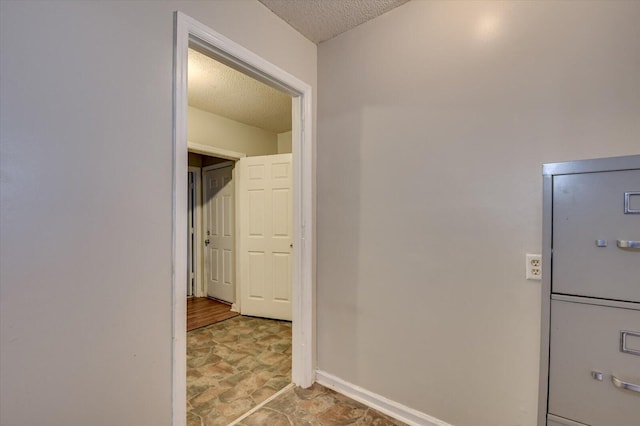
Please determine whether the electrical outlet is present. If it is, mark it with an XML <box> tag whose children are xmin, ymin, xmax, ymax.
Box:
<box><xmin>526</xmin><ymin>254</ymin><xmax>542</xmax><ymax>280</ymax></box>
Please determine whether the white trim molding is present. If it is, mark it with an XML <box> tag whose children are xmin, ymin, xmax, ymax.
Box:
<box><xmin>172</xmin><ymin>12</ymin><xmax>189</xmax><ymax>426</ymax></box>
<box><xmin>173</xmin><ymin>10</ymin><xmax>316</xmax><ymax>426</ymax></box>
<box><xmin>187</xmin><ymin>141</ymin><xmax>246</xmax><ymax>160</ymax></box>
<box><xmin>316</xmin><ymin>371</ymin><xmax>453</xmax><ymax>426</ymax></box>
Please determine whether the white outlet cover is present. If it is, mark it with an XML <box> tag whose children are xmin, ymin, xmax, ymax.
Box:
<box><xmin>526</xmin><ymin>253</ymin><xmax>542</xmax><ymax>281</ymax></box>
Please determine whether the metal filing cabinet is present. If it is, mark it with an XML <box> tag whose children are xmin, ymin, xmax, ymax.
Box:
<box><xmin>539</xmin><ymin>155</ymin><xmax>640</xmax><ymax>426</ymax></box>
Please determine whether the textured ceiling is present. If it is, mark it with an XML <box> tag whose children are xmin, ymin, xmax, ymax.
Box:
<box><xmin>188</xmin><ymin>1</ymin><xmax>410</xmax><ymax>131</ymax></box>
<box><xmin>188</xmin><ymin>48</ymin><xmax>292</xmax><ymax>134</ymax></box>
<box><xmin>259</xmin><ymin>0</ymin><xmax>410</xmax><ymax>43</ymax></box>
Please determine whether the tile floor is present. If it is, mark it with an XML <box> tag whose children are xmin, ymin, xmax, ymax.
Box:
<box><xmin>187</xmin><ymin>315</ymin><xmax>407</xmax><ymax>425</ymax></box>
<box><xmin>187</xmin><ymin>316</ymin><xmax>292</xmax><ymax>426</ymax></box>
<box><xmin>236</xmin><ymin>383</ymin><xmax>407</xmax><ymax>426</ymax></box>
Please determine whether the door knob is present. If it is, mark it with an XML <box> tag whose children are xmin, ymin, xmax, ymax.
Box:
<box><xmin>205</xmin><ymin>239</ymin><xmax>210</xmax><ymax>246</ymax></box>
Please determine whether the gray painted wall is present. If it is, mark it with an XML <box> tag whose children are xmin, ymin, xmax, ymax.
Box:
<box><xmin>0</xmin><ymin>1</ymin><xmax>316</xmax><ymax>425</ymax></box>
<box><xmin>317</xmin><ymin>1</ymin><xmax>640</xmax><ymax>425</ymax></box>
<box><xmin>4</xmin><ymin>1</ymin><xmax>640</xmax><ymax>425</ymax></box>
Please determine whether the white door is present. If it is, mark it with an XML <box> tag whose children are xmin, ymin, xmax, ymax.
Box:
<box><xmin>239</xmin><ymin>153</ymin><xmax>293</xmax><ymax>321</ymax></box>
<box><xmin>203</xmin><ymin>163</ymin><xmax>235</xmax><ymax>303</ymax></box>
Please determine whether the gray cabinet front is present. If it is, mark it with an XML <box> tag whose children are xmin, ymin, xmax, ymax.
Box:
<box><xmin>553</xmin><ymin>169</ymin><xmax>640</xmax><ymax>303</ymax></box>
<box><xmin>548</xmin><ymin>300</ymin><xmax>640</xmax><ymax>426</ymax></box>
<box><xmin>540</xmin><ymin>155</ymin><xmax>640</xmax><ymax>426</ymax></box>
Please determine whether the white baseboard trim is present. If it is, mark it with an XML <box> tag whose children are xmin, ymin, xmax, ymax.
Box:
<box><xmin>315</xmin><ymin>370</ymin><xmax>453</xmax><ymax>426</ymax></box>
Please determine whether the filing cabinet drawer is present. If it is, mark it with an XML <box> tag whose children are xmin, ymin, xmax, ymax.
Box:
<box><xmin>548</xmin><ymin>300</ymin><xmax>640</xmax><ymax>426</ymax></box>
<box><xmin>553</xmin><ymin>170</ymin><xmax>640</xmax><ymax>302</ymax></box>
<box><xmin>547</xmin><ymin>414</ymin><xmax>588</xmax><ymax>426</ymax></box>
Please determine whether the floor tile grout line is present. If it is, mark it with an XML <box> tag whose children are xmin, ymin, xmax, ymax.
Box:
<box><xmin>269</xmin><ymin>405</ymin><xmax>295</xmax><ymax>426</ymax></box>
<box><xmin>226</xmin><ymin>382</ymin><xmax>295</xmax><ymax>426</ymax></box>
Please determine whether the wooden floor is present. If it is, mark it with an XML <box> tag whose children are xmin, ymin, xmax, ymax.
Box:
<box><xmin>186</xmin><ymin>297</ymin><xmax>239</xmax><ymax>331</ymax></box>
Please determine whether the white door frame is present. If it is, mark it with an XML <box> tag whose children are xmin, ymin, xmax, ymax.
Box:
<box><xmin>173</xmin><ymin>11</ymin><xmax>315</xmax><ymax>426</ymax></box>
<box><xmin>188</xmin><ymin>141</ymin><xmax>246</xmax><ymax>161</ymax></box>
<box><xmin>187</xmin><ymin>166</ymin><xmax>203</xmax><ymax>297</ymax></box>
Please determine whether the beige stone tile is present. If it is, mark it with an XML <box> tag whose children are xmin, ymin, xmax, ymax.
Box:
<box><xmin>250</xmin><ymin>386</ymin><xmax>279</xmax><ymax>405</ymax></box>
<box><xmin>292</xmin><ymin>383</ymin><xmax>328</xmax><ymax>400</ymax></box>
<box><xmin>186</xmin><ymin>316</ymin><xmax>292</xmax><ymax>425</ymax></box>
<box><xmin>238</xmin><ymin>407</ymin><xmax>293</xmax><ymax>426</ymax></box>
<box><xmin>249</xmin><ymin>384</ymin><xmax>409</xmax><ymax>426</ymax></box>
<box><xmin>187</xmin><ymin>411</ymin><xmax>204</xmax><ymax>426</ymax></box>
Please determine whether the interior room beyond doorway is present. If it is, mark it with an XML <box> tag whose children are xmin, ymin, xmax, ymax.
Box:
<box><xmin>185</xmin><ymin>41</ymin><xmax>296</xmax><ymax>425</ymax></box>
<box><xmin>186</xmin><ymin>147</ymin><xmax>295</xmax><ymax>425</ymax></box>
<box><xmin>173</xmin><ymin>14</ymin><xmax>316</xmax><ymax>426</ymax></box>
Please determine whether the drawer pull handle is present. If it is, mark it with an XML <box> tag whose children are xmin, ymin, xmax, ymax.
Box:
<box><xmin>625</xmin><ymin>191</ymin><xmax>640</xmax><ymax>214</ymax></box>
<box><xmin>616</xmin><ymin>240</ymin><xmax>640</xmax><ymax>249</ymax></box>
<box><xmin>621</xmin><ymin>331</ymin><xmax>640</xmax><ymax>356</ymax></box>
<box><xmin>612</xmin><ymin>376</ymin><xmax>640</xmax><ymax>394</ymax></box>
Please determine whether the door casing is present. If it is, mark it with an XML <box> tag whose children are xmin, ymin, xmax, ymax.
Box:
<box><xmin>187</xmin><ymin>166</ymin><xmax>202</xmax><ymax>297</ymax></box>
<box><xmin>173</xmin><ymin>12</ymin><xmax>315</xmax><ymax>426</ymax></box>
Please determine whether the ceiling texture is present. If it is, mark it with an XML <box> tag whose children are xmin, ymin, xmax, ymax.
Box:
<box><xmin>259</xmin><ymin>0</ymin><xmax>410</xmax><ymax>44</ymax></box>
<box><xmin>188</xmin><ymin>0</ymin><xmax>410</xmax><ymax>132</ymax></box>
<box><xmin>188</xmin><ymin>48</ymin><xmax>292</xmax><ymax>134</ymax></box>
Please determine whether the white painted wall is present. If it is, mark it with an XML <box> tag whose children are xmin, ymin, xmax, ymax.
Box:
<box><xmin>278</xmin><ymin>130</ymin><xmax>293</xmax><ymax>154</ymax></box>
<box><xmin>317</xmin><ymin>1</ymin><xmax>640</xmax><ymax>426</ymax></box>
<box><xmin>189</xmin><ymin>106</ymin><xmax>278</xmax><ymax>156</ymax></box>
<box><xmin>0</xmin><ymin>1</ymin><xmax>316</xmax><ymax>425</ymax></box>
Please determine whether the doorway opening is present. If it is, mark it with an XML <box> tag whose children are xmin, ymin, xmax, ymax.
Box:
<box><xmin>187</xmin><ymin>142</ymin><xmax>295</xmax><ymax>425</ymax></box>
<box><xmin>187</xmin><ymin>155</ymin><xmax>240</xmax><ymax>333</ymax></box>
<box><xmin>187</xmin><ymin>144</ymin><xmax>293</xmax><ymax>424</ymax></box>
<box><xmin>174</xmin><ymin>13</ymin><xmax>314</xmax><ymax>425</ymax></box>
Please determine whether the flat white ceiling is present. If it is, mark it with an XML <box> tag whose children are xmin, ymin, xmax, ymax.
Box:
<box><xmin>188</xmin><ymin>48</ymin><xmax>292</xmax><ymax>134</ymax></box>
<box><xmin>259</xmin><ymin>0</ymin><xmax>409</xmax><ymax>43</ymax></box>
